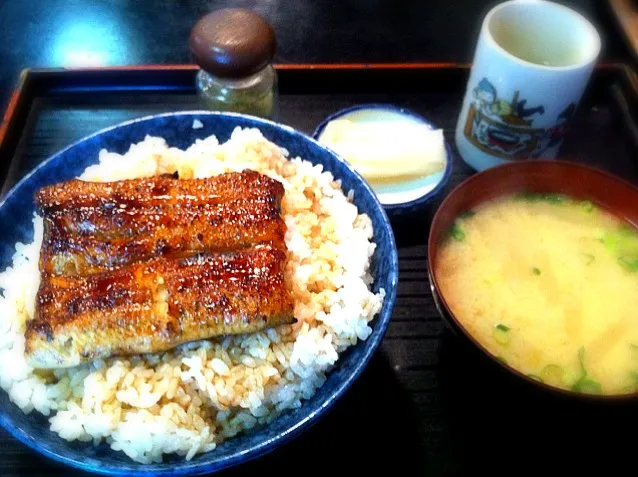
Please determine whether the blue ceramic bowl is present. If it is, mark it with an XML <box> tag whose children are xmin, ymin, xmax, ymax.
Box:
<box><xmin>312</xmin><ymin>104</ymin><xmax>454</xmax><ymax>218</ymax></box>
<box><xmin>0</xmin><ymin>111</ymin><xmax>398</xmax><ymax>475</ymax></box>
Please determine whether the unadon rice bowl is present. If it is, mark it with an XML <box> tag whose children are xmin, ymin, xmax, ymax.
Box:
<box><xmin>0</xmin><ymin>128</ymin><xmax>385</xmax><ymax>463</ymax></box>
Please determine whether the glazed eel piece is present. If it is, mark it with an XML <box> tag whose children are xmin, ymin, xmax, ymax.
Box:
<box><xmin>35</xmin><ymin>170</ymin><xmax>283</xmax><ymax>212</ymax></box>
<box><xmin>25</xmin><ymin>245</ymin><xmax>295</xmax><ymax>368</ymax></box>
<box><xmin>35</xmin><ymin>171</ymin><xmax>286</xmax><ymax>275</ymax></box>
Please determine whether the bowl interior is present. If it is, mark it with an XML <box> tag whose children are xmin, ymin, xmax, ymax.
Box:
<box><xmin>428</xmin><ymin>159</ymin><xmax>638</xmax><ymax>398</ymax></box>
<box><xmin>0</xmin><ymin>111</ymin><xmax>398</xmax><ymax>475</ymax></box>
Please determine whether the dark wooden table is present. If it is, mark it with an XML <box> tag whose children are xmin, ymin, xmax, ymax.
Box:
<box><xmin>1</xmin><ymin>65</ymin><xmax>637</xmax><ymax>476</ymax></box>
<box><xmin>0</xmin><ymin>2</ymin><xmax>636</xmax><ymax>476</ymax></box>
<box><xmin>0</xmin><ymin>0</ymin><xmax>632</xmax><ymax>111</ymax></box>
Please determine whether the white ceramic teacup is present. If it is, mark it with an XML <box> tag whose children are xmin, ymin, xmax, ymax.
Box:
<box><xmin>455</xmin><ymin>0</ymin><xmax>601</xmax><ymax>171</ymax></box>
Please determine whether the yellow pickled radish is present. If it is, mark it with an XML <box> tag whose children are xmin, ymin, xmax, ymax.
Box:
<box><xmin>318</xmin><ymin>119</ymin><xmax>446</xmax><ymax>181</ymax></box>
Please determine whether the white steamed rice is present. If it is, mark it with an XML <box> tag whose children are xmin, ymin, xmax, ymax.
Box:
<box><xmin>0</xmin><ymin>127</ymin><xmax>384</xmax><ymax>463</ymax></box>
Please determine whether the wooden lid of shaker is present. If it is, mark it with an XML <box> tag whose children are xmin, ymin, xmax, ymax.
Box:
<box><xmin>189</xmin><ymin>8</ymin><xmax>276</xmax><ymax>78</ymax></box>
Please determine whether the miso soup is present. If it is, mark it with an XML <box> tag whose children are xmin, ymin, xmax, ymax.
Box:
<box><xmin>435</xmin><ymin>192</ymin><xmax>638</xmax><ymax>395</ymax></box>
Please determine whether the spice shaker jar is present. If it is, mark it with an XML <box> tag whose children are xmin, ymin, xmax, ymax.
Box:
<box><xmin>190</xmin><ymin>8</ymin><xmax>278</xmax><ymax>119</ymax></box>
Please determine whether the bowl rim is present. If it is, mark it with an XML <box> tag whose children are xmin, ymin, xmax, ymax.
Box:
<box><xmin>0</xmin><ymin>110</ymin><xmax>399</xmax><ymax>475</ymax></box>
<box><xmin>311</xmin><ymin>103</ymin><xmax>454</xmax><ymax>211</ymax></box>
<box><xmin>427</xmin><ymin>159</ymin><xmax>638</xmax><ymax>401</ymax></box>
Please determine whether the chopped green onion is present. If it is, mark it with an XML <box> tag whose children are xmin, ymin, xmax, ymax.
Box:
<box><xmin>527</xmin><ymin>374</ymin><xmax>543</xmax><ymax>383</ymax></box>
<box><xmin>568</xmin><ymin>347</ymin><xmax>602</xmax><ymax>393</ymax></box>
<box><xmin>577</xmin><ymin>347</ymin><xmax>587</xmax><ymax>379</ymax></box>
<box><xmin>619</xmin><ymin>223</ymin><xmax>638</xmax><ymax>236</ymax></box>
<box><xmin>598</xmin><ymin>223</ymin><xmax>638</xmax><ymax>272</ymax></box>
<box><xmin>601</xmin><ymin>232</ymin><xmax>620</xmax><ymax>253</ymax></box>
<box><xmin>532</xmin><ymin>267</ymin><xmax>541</xmax><ymax>275</ymax></box>
<box><xmin>514</xmin><ymin>191</ymin><xmax>566</xmax><ymax>204</ymax></box>
<box><xmin>572</xmin><ymin>378</ymin><xmax>602</xmax><ymax>394</ymax></box>
<box><xmin>449</xmin><ymin>222</ymin><xmax>465</xmax><ymax>242</ymax></box>
<box><xmin>624</xmin><ymin>371</ymin><xmax>638</xmax><ymax>393</ymax></box>
<box><xmin>618</xmin><ymin>255</ymin><xmax>638</xmax><ymax>272</ymax></box>
<box><xmin>459</xmin><ymin>210</ymin><xmax>475</xmax><ymax>219</ymax></box>
<box><xmin>493</xmin><ymin>325</ymin><xmax>511</xmax><ymax>345</ymax></box>
<box><xmin>582</xmin><ymin>253</ymin><xmax>595</xmax><ymax>265</ymax></box>
<box><xmin>515</xmin><ymin>190</ymin><xmax>537</xmax><ymax>201</ymax></box>
<box><xmin>540</xmin><ymin>193</ymin><xmax>565</xmax><ymax>204</ymax></box>
<box><xmin>580</xmin><ymin>200</ymin><xmax>595</xmax><ymax>213</ymax></box>
<box><xmin>571</xmin><ymin>346</ymin><xmax>602</xmax><ymax>394</ymax></box>
<box><xmin>496</xmin><ymin>356</ymin><xmax>508</xmax><ymax>365</ymax></box>
<box><xmin>602</xmin><ymin>226</ymin><xmax>638</xmax><ymax>251</ymax></box>
<box><xmin>541</xmin><ymin>364</ymin><xmax>565</xmax><ymax>385</ymax></box>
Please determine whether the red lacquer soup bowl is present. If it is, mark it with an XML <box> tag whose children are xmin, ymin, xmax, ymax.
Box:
<box><xmin>427</xmin><ymin>160</ymin><xmax>638</xmax><ymax>401</ymax></box>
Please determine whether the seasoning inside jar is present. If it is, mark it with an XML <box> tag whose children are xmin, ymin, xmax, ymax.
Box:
<box><xmin>190</xmin><ymin>8</ymin><xmax>278</xmax><ymax>119</ymax></box>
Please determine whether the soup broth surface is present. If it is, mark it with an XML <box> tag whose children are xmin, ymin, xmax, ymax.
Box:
<box><xmin>435</xmin><ymin>192</ymin><xmax>638</xmax><ymax>395</ymax></box>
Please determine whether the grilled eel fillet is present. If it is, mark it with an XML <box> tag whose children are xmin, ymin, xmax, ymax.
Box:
<box><xmin>35</xmin><ymin>171</ymin><xmax>286</xmax><ymax>276</ymax></box>
<box><xmin>26</xmin><ymin>171</ymin><xmax>295</xmax><ymax>369</ymax></box>
<box><xmin>26</xmin><ymin>246</ymin><xmax>294</xmax><ymax>368</ymax></box>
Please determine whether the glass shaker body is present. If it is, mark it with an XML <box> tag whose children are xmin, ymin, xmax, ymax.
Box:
<box><xmin>196</xmin><ymin>64</ymin><xmax>278</xmax><ymax>119</ymax></box>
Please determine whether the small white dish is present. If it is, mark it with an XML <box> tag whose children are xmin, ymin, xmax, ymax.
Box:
<box><xmin>313</xmin><ymin>104</ymin><xmax>453</xmax><ymax>217</ymax></box>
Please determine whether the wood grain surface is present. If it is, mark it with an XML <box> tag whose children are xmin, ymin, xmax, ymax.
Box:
<box><xmin>609</xmin><ymin>0</ymin><xmax>638</xmax><ymax>59</ymax></box>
